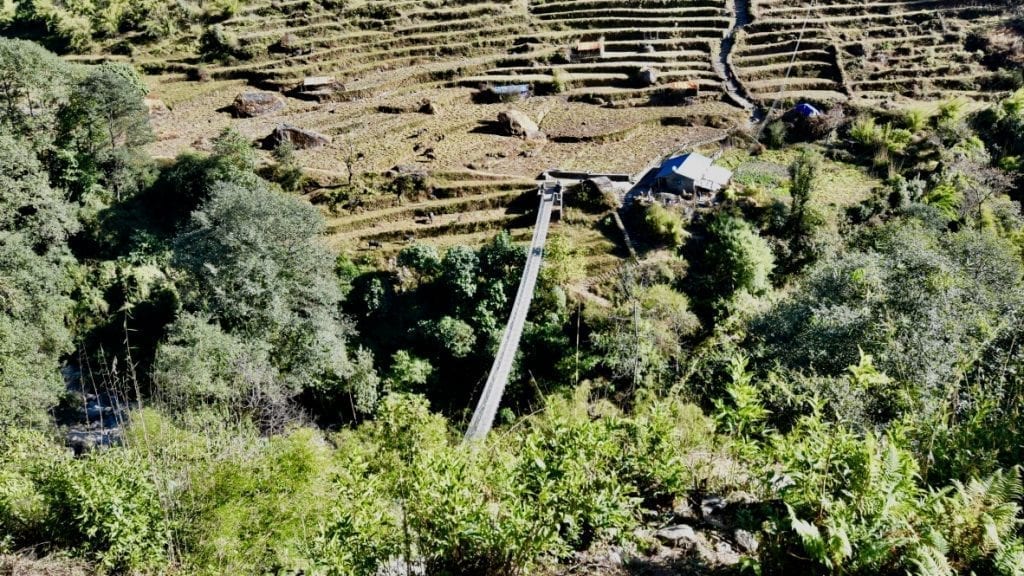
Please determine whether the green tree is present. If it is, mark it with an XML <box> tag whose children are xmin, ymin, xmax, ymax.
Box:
<box><xmin>705</xmin><ymin>213</ymin><xmax>775</xmax><ymax>297</ymax></box>
<box><xmin>0</xmin><ymin>133</ymin><xmax>79</xmax><ymax>248</ymax></box>
<box><xmin>0</xmin><ymin>233</ymin><xmax>74</xmax><ymax>429</ymax></box>
<box><xmin>152</xmin><ymin>312</ymin><xmax>286</xmax><ymax>411</ymax></box>
<box><xmin>429</xmin><ymin>316</ymin><xmax>476</xmax><ymax>359</ymax></box>
<box><xmin>386</xmin><ymin>350</ymin><xmax>434</xmax><ymax>392</ymax></box>
<box><xmin>397</xmin><ymin>243</ymin><xmax>442</xmax><ymax>282</ymax></box>
<box><xmin>644</xmin><ymin>203</ymin><xmax>687</xmax><ymax>248</ymax></box>
<box><xmin>787</xmin><ymin>148</ymin><xmax>824</xmax><ymax>268</ymax></box>
<box><xmin>55</xmin><ymin>61</ymin><xmax>153</xmax><ymax>201</ymax></box>
<box><xmin>750</xmin><ymin>222</ymin><xmax>1024</xmax><ymax>427</ymax></box>
<box><xmin>0</xmin><ymin>38</ymin><xmax>70</xmax><ymax>138</ymax></box>
<box><xmin>173</xmin><ymin>181</ymin><xmax>377</xmax><ymax>407</ymax></box>
<box><xmin>440</xmin><ymin>245</ymin><xmax>480</xmax><ymax>304</ymax></box>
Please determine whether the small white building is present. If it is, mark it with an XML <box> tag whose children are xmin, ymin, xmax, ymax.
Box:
<box><xmin>654</xmin><ymin>152</ymin><xmax>732</xmax><ymax>197</ymax></box>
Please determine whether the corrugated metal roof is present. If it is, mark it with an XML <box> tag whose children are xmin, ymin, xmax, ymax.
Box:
<box><xmin>575</xmin><ymin>39</ymin><xmax>605</xmax><ymax>52</ymax></box>
<box><xmin>656</xmin><ymin>153</ymin><xmax>712</xmax><ymax>181</ymax></box>
<box><xmin>704</xmin><ymin>165</ymin><xmax>734</xmax><ymax>187</ymax></box>
<box><xmin>303</xmin><ymin>76</ymin><xmax>335</xmax><ymax>87</ymax></box>
<box><xmin>656</xmin><ymin>153</ymin><xmax>732</xmax><ymax>190</ymax></box>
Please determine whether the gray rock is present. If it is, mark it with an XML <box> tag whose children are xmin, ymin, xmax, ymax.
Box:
<box><xmin>673</xmin><ymin>498</ymin><xmax>698</xmax><ymax>519</ymax></box>
<box><xmin>637</xmin><ymin>67</ymin><xmax>659</xmax><ymax>87</ymax></box>
<box><xmin>655</xmin><ymin>524</ymin><xmax>698</xmax><ymax>545</ymax></box>
<box><xmin>498</xmin><ymin>109</ymin><xmax>545</xmax><ymax>141</ymax></box>
<box><xmin>701</xmin><ymin>495</ymin><xmax>727</xmax><ymax>516</ymax></box>
<box><xmin>264</xmin><ymin>124</ymin><xmax>331</xmax><ymax>150</ymax></box>
<box><xmin>233</xmin><ymin>91</ymin><xmax>285</xmax><ymax>117</ymax></box>
<box><xmin>734</xmin><ymin>529</ymin><xmax>759</xmax><ymax>553</ymax></box>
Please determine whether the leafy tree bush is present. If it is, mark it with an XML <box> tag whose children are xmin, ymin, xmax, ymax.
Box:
<box><xmin>785</xmin><ymin>148</ymin><xmax>825</xmax><ymax>269</ymax></box>
<box><xmin>173</xmin><ymin>180</ymin><xmax>379</xmax><ymax>411</ymax></box>
<box><xmin>750</xmin><ymin>221</ymin><xmax>1024</xmax><ymax>426</ymax></box>
<box><xmin>705</xmin><ymin>213</ymin><xmax>775</xmax><ymax>297</ymax></box>
<box><xmin>440</xmin><ymin>245</ymin><xmax>480</xmax><ymax>304</ymax></box>
<box><xmin>643</xmin><ymin>203</ymin><xmax>687</xmax><ymax>248</ymax></box>
<box><xmin>386</xmin><ymin>350</ymin><xmax>434</xmax><ymax>392</ymax></box>
<box><xmin>152</xmin><ymin>312</ymin><xmax>285</xmax><ymax>408</ymax></box>
<box><xmin>42</xmin><ymin>450</ymin><xmax>168</xmax><ymax>572</ymax></box>
<box><xmin>591</xmin><ymin>283</ymin><xmax>701</xmax><ymax>388</ymax></box>
<box><xmin>0</xmin><ymin>234</ymin><xmax>74</xmax><ymax>429</ymax></box>
<box><xmin>397</xmin><ymin>243</ymin><xmax>442</xmax><ymax>281</ymax></box>
<box><xmin>55</xmin><ymin>61</ymin><xmax>154</xmax><ymax>201</ymax></box>
<box><xmin>0</xmin><ymin>134</ymin><xmax>79</xmax><ymax>249</ymax></box>
<box><xmin>0</xmin><ymin>38</ymin><xmax>71</xmax><ymax>138</ymax></box>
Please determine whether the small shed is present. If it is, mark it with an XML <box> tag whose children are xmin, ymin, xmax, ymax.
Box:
<box><xmin>793</xmin><ymin>102</ymin><xmax>822</xmax><ymax>117</ymax></box>
<box><xmin>655</xmin><ymin>152</ymin><xmax>732</xmax><ymax>196</ymax></box>
<box><xmin>572</xmin><ymin>36</ymin><xmax>606</xmax><ymax>61</ymax></box>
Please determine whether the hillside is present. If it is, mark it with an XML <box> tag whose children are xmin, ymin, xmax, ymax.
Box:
<box><xmin>39</xmin><ymin>0</ymin><xmax>1014</xmax><ymax>258</ymax></box>
<box><xmin>2</xmin><ymin>1</ymin><xmax>1024</xmax><ymax>575</ymax></box>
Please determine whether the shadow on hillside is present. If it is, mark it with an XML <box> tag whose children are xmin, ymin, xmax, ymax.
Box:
<box><xmin>622</xmin><ymin>553</ymin><xmax>742</xmax><ymax>576</ymax></box>
<box><xmin>470</xmin><ymin>120</ymin><xmax>511</xmax><ymax>137</ymax></box>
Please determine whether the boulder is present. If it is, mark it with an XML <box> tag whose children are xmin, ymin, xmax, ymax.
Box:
<box><xmin>233</xmin><ymin>91</ymin><xmax>286</xmax><ymax>117</ymax></box>
<box><xmin>637</xmin><ymin>67</ymin><xmax>659</xmax><ymax>87</ymax></box>
<box><xmin>498</xmin><ymin>109</ymin><xmax>545</xmax><ymax>141</ymax></box>
<box><xmin>734</xmin><ymin>529</ymin><xmax>759</xmax><ymax>554</ymax></box>
<box><xmin>655</xmin><ymin>524</ymin><xmax>698</xmax><ymax>546</ymax></box>
<box><xmin>264</xmin><ymin>124</ymin><xmax>331</xmax><ymax>150</ymax></box>
<box><xmin>418</xmin><ymin>98</ymin><xmax>437</xmax><ymax>114</ymax></box>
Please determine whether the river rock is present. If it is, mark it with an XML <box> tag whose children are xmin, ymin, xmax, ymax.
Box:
<box><xmin>734</xmin><ymin>528</ymin><xmax>759</xmax><ymax>553</ymax></box>
<box><xmin>233</xmin><ymin>91</ymin><xmax>286</xmax><ymax>117</ymax></box>
<box><xmin>655</xmin><ymin>524</ymin><xmax>698</xmax><ymax>546</ymax></box>
<box><xmin>264</xmin><ymin>124</ymin><xmax>331</xmax><ymax>149</ymax></box>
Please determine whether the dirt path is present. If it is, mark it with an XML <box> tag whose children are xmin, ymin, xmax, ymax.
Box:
<box><xmin>716</xmin><ymin>0</ymin><xmax>759</xmax><ymax>119</ymax></box>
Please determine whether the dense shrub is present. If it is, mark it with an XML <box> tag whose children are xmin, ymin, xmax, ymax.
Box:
<box><xmin>704</xmin><ymin>213</ymin><xmax>775</xmax><ymax>297</ymax></box>
<box><xmin>643</xmin><ymin>202</ymin><xmax>687</xmax><ymax>248</ymax></box>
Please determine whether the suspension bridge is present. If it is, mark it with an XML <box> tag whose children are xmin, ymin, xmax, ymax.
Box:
<box><xmin>464</xmin><ymin>182</ymin><xmax>562</xmax><ymax>442</ymax></box>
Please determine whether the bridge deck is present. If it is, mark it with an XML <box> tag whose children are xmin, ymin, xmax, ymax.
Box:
<box><xmin>464</xmin><ymin>190</ymin><xmax>557</xmax><ymax>442</ymax></box>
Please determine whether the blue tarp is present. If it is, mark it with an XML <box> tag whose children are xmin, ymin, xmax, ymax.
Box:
<box><xmin>794</xmin><ymin>103</ymin><xmax>822</xmax><ymax>117</ymax></box>
<box><xmin>490</xmin><ymin>84</ymin><xmax>530</xmax><ymax>95</ymax></box>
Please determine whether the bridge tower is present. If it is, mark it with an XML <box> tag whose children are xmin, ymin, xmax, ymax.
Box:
<box><xmin>540</xmin><ymin>180</ymin><xmax>563</xmax><ymax>221</ymax></box>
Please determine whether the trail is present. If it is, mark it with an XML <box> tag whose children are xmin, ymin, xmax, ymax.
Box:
<box><xmin>464</xmin><ymin>186</ymin><xmax>558</xmax><ymax>442</ymax></box>
<box><xmin>716</xmin><ymin>0</ymin><xmax>760</xmax><ymax>121</ymax></box>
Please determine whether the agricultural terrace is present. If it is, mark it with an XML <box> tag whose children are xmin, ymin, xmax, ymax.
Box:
<box><xmin>129</xmin><ymin>0</ymin><xmax>1015</xmax><ymax>260</ymax></box>
<box><xmin>732</xmin><ymin>0</ymin><xmax>1015</xmax><ymax>106</ymax></box>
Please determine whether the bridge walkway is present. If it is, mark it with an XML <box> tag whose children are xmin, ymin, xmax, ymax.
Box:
<box><xmin>464</xmin><ymin>187</ymin><xmax>558</xmax><ymax>442</ymax></box>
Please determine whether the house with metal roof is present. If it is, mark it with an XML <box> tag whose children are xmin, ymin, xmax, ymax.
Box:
<box><xmin>654</xmin><ymin>152</ymin><xmax>733</xmax><ymax>196</ymax></box>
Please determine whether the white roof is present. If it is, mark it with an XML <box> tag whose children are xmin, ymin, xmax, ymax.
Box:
<box><xmin>672</xmin><ymin>153</ymin><xmax>713</xmax><ymax>180</ymax></box>
<box><xmin>704</xmin><ymin>165</ymin><xmax>733</xmax><ymax>187</ymax></box>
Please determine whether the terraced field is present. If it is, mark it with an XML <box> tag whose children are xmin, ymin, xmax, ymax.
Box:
<box><xmin>132</xmin><ymin>0</ymin><xmax>1018</xmax><ymax>264</ymax></box>
<box><xmin>465</xmin><ymin>0</ymin><xmax>732</xmax><ymax>105</ymax></box>
<box><xmin>732</xmin><ymin>0</ymin><xmax>1014</xmax><ymax>105</ymax></box>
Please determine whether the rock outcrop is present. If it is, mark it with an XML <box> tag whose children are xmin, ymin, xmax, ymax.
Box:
<box><xmin>264</xmin><ymin>124</ymin><xmax>331</xmax><ymax>150</ymax></box>
<box><xmin>498</xmin><ymin>109</ymin><xmax>545</xmax><ymax>141</ymax></box>
<box><xmin>233</xmin><ymin>92</ymin><xmax>286</xmax><ymax>117</ymax></box>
